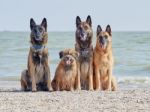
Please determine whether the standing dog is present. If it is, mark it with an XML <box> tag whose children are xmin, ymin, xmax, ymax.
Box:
<box><xmin>75</xmin><ymin>15</ymin><xmax>93</xmax><ymax>90</ymax></box>
<box><xmin>93</xmin><ymin>25</ymin><xmax>117</xmax><ymax>91</ymax></box>
<box><xmin>52</xmin><ymin>49</ymin><xmax>80</xmax><ymax>91</ymax></box>
<box><xmin>21</xmin><ymin>18</ymin><xmax>52</xmax><ymax>92</ymax></box>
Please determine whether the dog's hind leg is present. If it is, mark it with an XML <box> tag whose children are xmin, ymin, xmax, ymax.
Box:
<box><xmin>21</xmin><ymin>70</ymin><xmax>30</xmax><ymax>91</ymax></box>
<box><xmin>44</xmin><ymin>63</ymin><xmax>53</xmax><ymax>91</ymax></box>
<box><xmin>75</xmin><ymin>63</ymin><xmax>81</xmax><ymax>90</ymax></box>
<box><xmin>88</xmin><ymin>63</ymin><xmax>93</xmax><ymax>91</ymax></box>
<box><xmin>111</xmin><ymin>76</ymin><xmax>117</xmax><ymax>91</ymax></box>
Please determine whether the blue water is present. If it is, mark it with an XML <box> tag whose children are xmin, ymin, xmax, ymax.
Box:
<box><xmin>0</xmin><ymin>31</ymin><xmax>150</xmax><ymax>86</ymax></box>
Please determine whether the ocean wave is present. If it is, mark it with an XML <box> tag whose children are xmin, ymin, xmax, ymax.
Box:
<box><xmin>118</xmin><ymin>76</ymin><xmax>150</xmax><ymax>84</ymax></box>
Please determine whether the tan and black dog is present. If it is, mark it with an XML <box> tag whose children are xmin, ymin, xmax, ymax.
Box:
<box><xmin>93</xmin><ymin>25</ymin><xmax>117</xmax><ymax>91</ymax></box>
<box><xmin>75</xmin><ymin>15</ymin><xmax>93</xmax><ymax>90</ymax></box>
<box><xmin>52</xmin><ymin>49</ymin><xmax>80</xmax><ymax>91</ymax></box>
<box><xmin>21</xmin><ymin>18</ymin><xmax>52</xmax><ymax>92</ymax></box>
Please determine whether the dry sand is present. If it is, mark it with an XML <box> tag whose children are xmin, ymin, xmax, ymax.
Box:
<box><xmin>0</xmin><ymin>81</ymin><xmax>150</xmax><ymax>112</ymax></box>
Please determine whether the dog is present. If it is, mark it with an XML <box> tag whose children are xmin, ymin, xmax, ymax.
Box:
<box><xmin>75</xmin><ymin>15</ymin><xmax>93</xmax><ymax>90</ymax></box>
<box><xmin>93</xmin><ymin>25</ymin><xmax>117</xmax><ymax>91</ymax></box>
<box><xmin>52</xmin><ymin>49</ymin><xmax>80</xmax><ymax>91</ymax></box>
<box><xmin>20</xmin><ymin>18</ymin><xmax>53</xmax><ymax>92</ymax></box>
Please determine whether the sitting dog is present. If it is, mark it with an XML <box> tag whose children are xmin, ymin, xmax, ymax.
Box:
<box><xmin>52</xmin><ymin>49</ymin><xmax>80</xmax><ymax>91</ymax></box>
<box><xmin>75</xmin><ymin>15</ymin><xmax>93</xmax><ymax>90</ymax></box>
<box><xmin>93</xmin><ymin>25</ymin><xmax>117</xmax><ymax>91</ymax></box>
<box><xmin>21</xmin><ymin>18</ymin><xmax>52</xmax><ymax>92</ymax></box>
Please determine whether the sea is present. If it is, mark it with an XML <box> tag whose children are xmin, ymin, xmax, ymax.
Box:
<box><xmin>0</xmin><ymin>31</ymin><xmax>150</xmax><ymax>89</ymax></box>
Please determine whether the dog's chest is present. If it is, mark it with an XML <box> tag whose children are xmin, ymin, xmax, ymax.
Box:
<box><xmin>79</xmin><ymin>49</ymin><xmax>92</xmax><ymax>62</ymax></box>
<box><xmin>99</xmin><ymin>57</ymin><xmax>110</xmax><ymax>75</ymax></box>
<box><xmin>32</xmin><ymin>54</ymin><xmax>47</xmax><ymax>64</ymax></box>
<box><xmin>63</xmin><ymin>68</ymin><xmax>76</xmax><ymax>80</ymax></box>
<box><xmin>101</xmin><ymin>58</ymin><xmax>109</xmax><ymax>67</ymax></box>
<box><xmin>35</xmin><ymin>64</ymin><xmax>45</xmax><ymax>83</ymax></box>
<box><xmin>80</xmin><ymin>62</ymin><xmax>89</xmax><ymax>79</ymax></box>
<box><xmin>60</xmin><ymin>69</ymin><xmax>76</xmax><ymax>90</ymax></box>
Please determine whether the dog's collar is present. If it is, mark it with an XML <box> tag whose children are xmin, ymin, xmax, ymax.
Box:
<box><xmin>79</xmin><ymin>45</ymin><xmax>93</xmax><ymax>52</ymax></box>
<box><xmin>31</xmin><ymin>44</ymin><xmax>46</xmax><ymax>52</ymax></box>
<box><xmin>80</xmin><ymin>47</ymin><xmax>90</xmax><ymax>51</ymax></box>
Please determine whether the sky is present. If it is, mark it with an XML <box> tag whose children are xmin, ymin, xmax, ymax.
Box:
<box><xmin>0</xmin><ymin>0</ymin><xmax>150</xmax><ymax>31</ymax></box>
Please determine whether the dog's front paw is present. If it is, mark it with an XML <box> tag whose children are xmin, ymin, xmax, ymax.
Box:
<box><xmin>76</xmin><ymin>85</ymin><xmax>81</xmax><ymax>91</ymax></box>
<box><xmin>95</xmin><ymin>86</ymin><xmax>102</xmax><ymax>91</ymax></box>
<box><xmin>70</xmin><ymin>87</ymin><xmax>74</xmax><ymax>92</ymax></box>
<box><xmin>89</xmin><ymin>87</ymin><xmax>94</xmax><ymax>91</ymax></box>
<box><xmin>76</xmin><ymin>87</ymin><xmax>81</xmax><ymax>91</ymax></box>
<box><xmin>32</xmin><ymin>88</ymin><xmax>37</xmax><ymax>92</ymax></box>
<box><xmin>106</xmin><ymin>88</ymin><xmax>111</xmax><ymax>91</ymax></box>
<box><xmin>48</xmin><ymin>87</ymin><xmax>53</xmax><ymax>92</ymax></box>
<box><xmin>95</xmin><ymin>88</ymin><xmax>101</xmax><ymax>91</ymax></box>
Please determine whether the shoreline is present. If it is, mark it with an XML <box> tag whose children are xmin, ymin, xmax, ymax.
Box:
<box><xmin>0</xmin><ymin>79</ymin><xmax>150</xmax><ymax>91</ymax></box>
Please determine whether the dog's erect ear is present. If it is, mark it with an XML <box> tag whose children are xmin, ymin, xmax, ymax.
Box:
<box><xmin>41</xmin><ymin>18</ymin><xmax>47</xmax><ymax>31</ymax></box>
<box><xmin>97</xmin><ymin>25</ymin><xmax>102</xmax><ymax>36</ymax></box>
<box><xmin>30</xmin><ymin>18</ymin><xmax>36</xmax><ymax>30</ymax></box>
<box><xmin>59</xmin><ymin>51</ymin><xmax>64</xmax><ymax>59</ymax></box>
<box><xmin>106</xmin><ymin>25</ymin><xmax>111</xmax><ymax>36</ymax></box>
<box><xmin>76</xmin><ymin>16</ymin><xmax>81</xmax><ymax>27</ymax></box>
<box><xmin>86</xmin><ymin>15</ymin><xmax>92</xmax><ymax>27</ymax></box>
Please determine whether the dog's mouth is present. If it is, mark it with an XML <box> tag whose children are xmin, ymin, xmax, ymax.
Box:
<box><xmin>34</xmin><ymin>36</ymin><xmax>43</xmax><ymax>41</ymax></box>
<box><xmin>64</xmin><ymin>56</ymin><xmax>74</xmax><ymax>66</ymax></box>
<box><xmin>66</xmin><ymin>60</ymin><xmax>71</xmax><ymax>65</ymax></box>
<box><xmin>99</xmin><ymin>37</ymin><xmax>107</xmax><ymax>49</ymax></box>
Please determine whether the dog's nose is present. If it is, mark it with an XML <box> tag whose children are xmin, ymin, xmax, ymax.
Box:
<box><xmin>80</xmin><ymin>32</ymin><xmax>87</xmax><ymax>41</ymax></box>
<box><xmin>81</xmin><ymin>33</ymin><xmax>84</xmax><ymax>37</ymax></box>
<box><xmin>100</xmin><ymin>37</ymin><xmax>106</xmax><ymax>45</ymax></box>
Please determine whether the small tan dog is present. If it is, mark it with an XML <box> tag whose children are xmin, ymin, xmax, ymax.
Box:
<box><xmin>93</xmin><ymin>25</ymin><xmax>117</xmax><ymax>91</ymax></box>
<box><xmin>52</xmin><ymin>49</ymin><xmax>80</xmax><ymax>91</ymax></box>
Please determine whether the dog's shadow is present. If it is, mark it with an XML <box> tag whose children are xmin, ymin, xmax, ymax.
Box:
<box><xmin>0</xmin><ymin>88</ymin><xmax>56</xmax><ymax>93</ymax></box>
<box><xmin>0</xmin><ymin>89</ymin><xmax>22</xmax><ymax>92</ymax></box>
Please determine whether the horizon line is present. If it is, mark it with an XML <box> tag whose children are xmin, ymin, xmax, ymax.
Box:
<box><xmin>0</xmin><ymin>30</ymin><xmax>150</xmax><ymax>32</ymax></box>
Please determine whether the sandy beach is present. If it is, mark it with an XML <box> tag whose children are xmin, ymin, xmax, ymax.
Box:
<box><xmin>0</xmin><ymin>81</ymin><xmax>149</xmax><ymax>112</ymax></box>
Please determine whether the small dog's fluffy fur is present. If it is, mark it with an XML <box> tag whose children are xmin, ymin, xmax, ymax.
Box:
<box><xmin>52</xmin><ymin>49</ymin><xmax>80</xmax><ymax>91</ymax></box>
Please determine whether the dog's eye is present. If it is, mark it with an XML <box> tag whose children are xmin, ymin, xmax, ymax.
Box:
<box><xmin>78</xmin><ymin>26</ymin><xmax>82</xmax><ymax>31</ymax></box>
<box><xmin>84</xmin><ymin>25</ymin><xmax>88</xmax><ymax>30</ymax></box>
<box><xmin>105</xmin><ymin>36</ymin><xmax>108</xmax><ymax>39</ymax></box>
<box><xmin>39</xmin><ymin>28</ymin><xmax>43</xmax><ymax>32</ymax></box>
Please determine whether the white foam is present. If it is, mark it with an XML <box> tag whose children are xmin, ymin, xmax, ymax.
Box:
<box><xmin>117</xmin><ymin>76</ymin><xmax>150</xmax><ymax>84</ymax></box>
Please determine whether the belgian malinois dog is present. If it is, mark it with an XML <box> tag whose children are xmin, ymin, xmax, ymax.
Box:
<box><xmin>93</xmin><ymin>25</ymin><xmax>117</xmax><ymax>91</ymax></box>
<box><xmin>52</xmin><ymin>49</ymin><xmax>80</xmax><ymax>91</ymax></box>
<box><xmin>75</xmin><ymin>15</ymin><xmax>93</xmax><ymax>90</ymax></box>
<box><xmin>21</xmin><ymin>18</ymin><xmax>52</xmax><ymax>92</ymax></box>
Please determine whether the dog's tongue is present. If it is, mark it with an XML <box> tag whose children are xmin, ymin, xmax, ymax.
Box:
<box><xmin>66</xmin><ymin>60</ymin><xmax>71</xmax><ymax>65</ymax></box>
<box><xmin>100</xmin><ymin>43</ymin><xmax>106</xmax><ymax>49</ymax></box>
<box><xmin>35</xmin><ymin>37</ymin><xmax>42</xmax><ymax>41</ymax></box>
<box><xmin>39</xmin><ymin>54</ymin><xmax>42</xmax><ymax>59</ymax></box>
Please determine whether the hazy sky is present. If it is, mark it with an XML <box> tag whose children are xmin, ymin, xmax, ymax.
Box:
<box><xmin>0</xmin><ymin>0</ymin><xmax>150</xmax><ymax>31</ymax></box>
